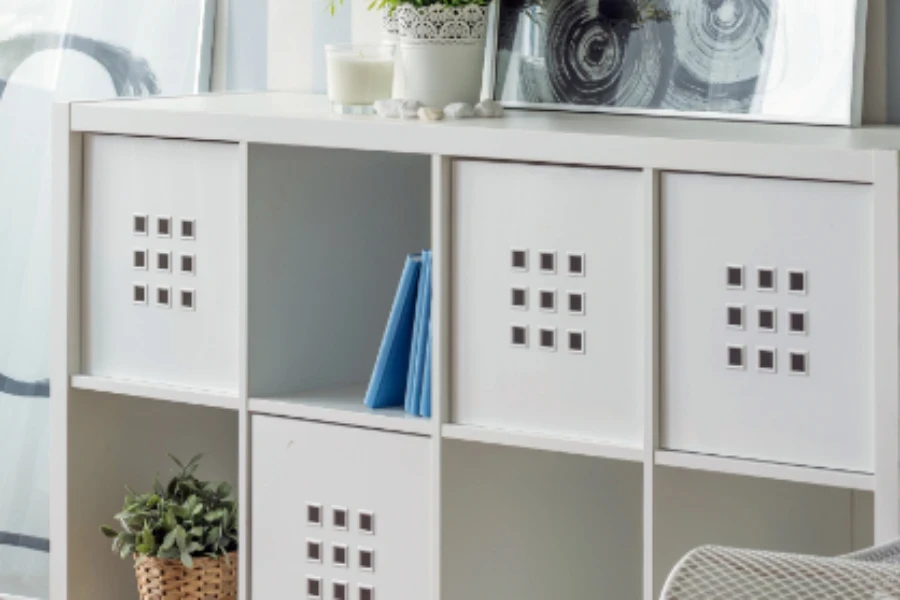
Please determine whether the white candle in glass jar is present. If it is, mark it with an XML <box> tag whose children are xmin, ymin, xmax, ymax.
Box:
<box><xmin>325</xmin><ymin>44</ymin><xmax>395</xmax><ymax>108</ymax></box>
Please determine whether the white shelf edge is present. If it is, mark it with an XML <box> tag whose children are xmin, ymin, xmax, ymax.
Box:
<box><xmin>655</xmin><ymin>450</ymin><xmax>875</xmax><ymax>491</ymax></box>
<box><xmin>70</xmin><ymin>375</ymin><xmax>238</xmax><ymax>411</ymax></box>
<box><xmin>249</xmin><ymin>396</ymin><xmax>432</xmax><ymax>437</ymax></box>
<box><xmin>442</xmin><ymin>424</ymin><xmax>644</xmax><ymax>463</ymax></box>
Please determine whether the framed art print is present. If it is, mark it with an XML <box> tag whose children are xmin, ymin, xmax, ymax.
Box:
<box><xmin>488</xmin><ymin>0</ymin><xmax>870</xmax><ymax>125</ymax></box>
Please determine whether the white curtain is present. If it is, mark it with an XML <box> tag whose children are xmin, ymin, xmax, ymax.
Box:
<box><xmin>0</xmin><ymin>1</ymin><xmax>215</xmax><ymax>596</ymax></box>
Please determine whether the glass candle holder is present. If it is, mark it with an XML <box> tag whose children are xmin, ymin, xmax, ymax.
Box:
<box><xmin>325</xmin><ymin>44</ymin><xmax>396</xmax><ymax>115</ymax></box>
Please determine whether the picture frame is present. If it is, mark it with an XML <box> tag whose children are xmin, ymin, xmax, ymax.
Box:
<box><xmin>484</xmin><ymin>0</ymin><xmax>871</xmax><ymax>126</ymax></box>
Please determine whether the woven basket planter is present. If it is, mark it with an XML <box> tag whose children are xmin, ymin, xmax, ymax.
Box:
<box><xmin>134</xmin><ymin>552</ymin><xmax>237</xmax><ymax>600</ymax></box>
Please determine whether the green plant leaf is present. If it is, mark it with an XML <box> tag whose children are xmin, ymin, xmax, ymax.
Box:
<box><xmin>181</xmin><ymin>551</ymin><xmax>194</xmax><ymax>569</ymax></box>
<box><xmin>174</xmin><ymin>525</ymin><xmax>187</xmax><ymax>551</ymax></box>
<box><xmin>161</xmin><ymin>529</ymin><xmax>178</xmax><ymax>551</ymax></box>
<box><xmin>100</xmin><ymin>525</ymin><xmax>118</xmax><ymax>538</ymax></box>
<box><xmin>168</xmin><ymin>454</ymin><xmax>185</xmax><ymax>469</ymax></box>
<box><xmin>216</xmin><ymin>482</ymin><xmax>232</xmax><ymax>498</ymax></box>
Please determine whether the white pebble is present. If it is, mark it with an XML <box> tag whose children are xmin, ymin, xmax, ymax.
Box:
<box><xmin>374</xmin><ymin>99</ymin><xmax>403</xmax><ymax>118</ymax></box>
<box><xmin>475</xmin><ymin>99</ymin><xmax>505</xmax><ymax>118</ymax></box>
<box><xmin>444</xmin><ymin>102</ymin><xmax>475</xmax><ymax>119</ymax></box>
<box><xmin>400</xmin><ymin>99</ymin><xmax>423</xmax><ymax>119</ymax></box>
<box><xmin>418</xmin><ymin>107</ymin><xmax>445</xmax><ymax>122</ymax></box>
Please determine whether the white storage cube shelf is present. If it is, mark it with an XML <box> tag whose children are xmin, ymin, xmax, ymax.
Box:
<box><xmin>252</xmin><ymin>416</ymin><xmax>431</xmax><ymax>600</ymax></box>
<box><xmin>81</xmin><ymin>135</ymin><xmax>240</xmax><ymax>394</ymax></box>
<box><xmin>54</xmin><ymin>95</ymin><xmax>900</xmax><ymax>600</ymax></box>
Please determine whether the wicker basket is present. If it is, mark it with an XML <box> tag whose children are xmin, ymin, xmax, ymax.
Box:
<box><xmin>134</xmin><ymin>552</ymin><xmax>237</xmax><ymax>600</ymax></box>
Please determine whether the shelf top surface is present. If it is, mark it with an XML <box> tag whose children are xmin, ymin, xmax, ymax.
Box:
<box><xmin>68</xmin><ymin>92</ymin><xmax>900</xmax><ymax>182</ymax></box>
<box><xmin>249</xmin><ymin>384</ymin><xmax>432</xmax><ymax>436</ymax></box>
<box><xmin>70</xmin><ymin>91</ymin><xmax>900</xmax><ymax>151</ymax></box>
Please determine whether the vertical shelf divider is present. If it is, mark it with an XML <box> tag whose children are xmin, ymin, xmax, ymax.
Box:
<box><xmin>431</xmin><ymin>154</ymin><xmax>452</xmax><ymax>600</ymax></box>
<box><xmin>873</xmin><ymin>150</ymin><xmax>900</xmax><ymax>543</ymax></box>
<box><xmin>643</xmin><ymin>167</ymin><xmax>661</xmax><ymax>600</ymax></box>
<box><xmin>238</xmin><ymin>141</ymin><xmax>252</xmax><ymax>600</ymax></box>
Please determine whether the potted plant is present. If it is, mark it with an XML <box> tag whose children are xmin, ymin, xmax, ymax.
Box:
<box><xmin>330</xmin><ymin>0</ymin><xmax>491</xmax><ymax>107</ymax></box>
<box><xmin>100</xmin><ymin>454</ymin><xmax>238</xmax><ymax>600</ymax></box>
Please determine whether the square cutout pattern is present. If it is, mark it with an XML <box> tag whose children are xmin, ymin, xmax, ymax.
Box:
<box><xmin>568</xmin><ymin>292</ymin><xmax>585</xmax><ymax>315</ymax></box>
<box><xmin>307</xmin><ymin>539</ymin><xmax>322</xmax><ymax>563</ymax></box>
<box><xmin>568</xmin><ymin>330</ymin><xmax>585</xmax><ymax>354</ymax></box>
<box><xmin>180</xmin><ymin>289</ymin><xmax>196</xmax><ymax>311</ymax></box>
<box><xmin>332</xmin><ymin>507</ymin><xmax>348</xmax><ymax>530</ymax></box>
<box><xmin>307</xmin><ymin>576</ymin><xmax>322</xmax><ymax>599</ymax></box>
<box><xmin>788</xmin><ymin>310</ymin><xmax>807</xmax><ymax>335</ymax></box>
<box><xmin>757</xmin><ymin>308</ymin><xmax>776</xmax><ymax>333</ymax></box>
<box><xmin>358</xmin><ymin>511</ymin><xmax>375</xmax><ymax>535</ymax></box>
<box><xmin>359</xmin><ymin>585</ymin><xmax>374</xmax><ymax>600</ymax></box>
<box><xmin>567</xmin><ymin>253</ymin><xmax>585</xmax><ymax>276</ymax></box>
<box><xmin>358</xmin><ymin>548</ymin><xmax>374</xmax><ymax>572</ymax></box>
<box><xmin>156</xmin><ymin>287</ymin><xmax>171</xmax><ymax>308</ymax></box>
<box><xmin>133</xmin><ymin>214</ymin><xmax>148</xmax><ymax>236</ymax></box>
<box><xmin>727</xmin><ymin>345</ymin><xmax>745</xmax><ymax>370</ymax></box>
<box><xmin>539</xmin><ymin>289</ymin><xmax>556</xmax><ymax>312</ymax></box>
<box><xmin>726</xmin><ymin>305</ymin><xmax>744</xmax><ymax>330</ymax></box>
<box><xmin>757</xmin><ymin>267</ymin><xmax>776</xmax><ymax>292</ymax></box>
<box><xmin>133</xmin><ymin>284</ymin><xmax>148</xmax><ymax>305</ymax></box>
<box><xmin>789</xmin><ymin>351</ymin><xmax>809</xmax><ymax>376</ymax></box>
<box><xmin>180</xmin><ymin>219</ymin><xmax>196</xmax><ymax>240</ymax></box>
<box><xmin>332</xmin><ymin>581</ymin><xmax>348</xmax><ymax>600</ymax></box>
<box><xmin>726</xmin><ymin>265</ymin><xmax>744</xmax><ymax>289</ymax></box>
<box><xmin>788</xmin><ymin>269</ymin><xmax>807</xmax><ymax>294</ymax></box>
<box><xmin>133</xmin><ymin>249</ymin><xmax>147</xmax><ymax>270</ymax></box>
<box><xmin>538</xmin><ymin>251</ymin><xmax>556</xmax><ymax>274</ymax></box>
<box><xmin>156</xmin><ymin>251</ymin><xmax>171</xmax><ymax>273</ymax></box>
<box><xmin>511</xmin><ymin>325</ymin><xmax>528</xmax><ymax>348</ymax></box>
<box><xmin>511</xmin><ymin>249</ymin><xmax>528</xmax><ymax>271</ymax></box>
<box><xmin>539</xmin><ymin>328</ymin><xmax>556</xmax><ymax>351</ymax></box>
<box><xmin>157</xmin><ymin>216</ymin><xmax>172</xmax><ymax>238</ymax></box>
<box><xmin>511</xmin><ymin>287</ymin><xmax>528</xmax><ymax>309</ymax></box>
<box><xmin>307</xmin><ymin>503</ymin><xmax>323</xmax><ymax>527</ymax></box>
<box><xmin>757</xmin><ymin>347</ymin><xmax>777</xmax><ymax>373</ymax></box>
<box><xmin>332</xmin><ymin>543</ymin><xmax>348</xmax><ymax>568</ymax></box>
<box><xmin>180</xmin><ymin>254</ymin><xmax>196</xmax><ymax>275</ymax></box>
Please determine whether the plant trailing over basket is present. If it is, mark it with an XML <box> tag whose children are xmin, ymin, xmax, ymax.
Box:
<box><xmin>326</xmin><ymin>0</ymin><xmax>490</xmax><ymax>16</ymax></box>
<box><xmin>100</xmin><ymin>454</ymin><xmax>237</xmax><ymax>569</ymax></box>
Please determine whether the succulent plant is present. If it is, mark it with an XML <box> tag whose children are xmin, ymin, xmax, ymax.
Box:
<box><xmin>100</xmin><ymin>454</ymin><xmax>237</xmax><ymax>569</ymax></box>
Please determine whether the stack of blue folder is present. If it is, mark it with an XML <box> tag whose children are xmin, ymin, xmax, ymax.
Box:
<box><xmin>363</xmin><ymin>251</ymin><xmax>432</xmax><ymax>417</ymax></box>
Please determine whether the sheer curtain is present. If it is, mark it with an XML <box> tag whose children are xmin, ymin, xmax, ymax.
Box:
<box><xmin>0</xmin><ymin>1</ymin><xmax>219</xmax><ymax>596</ymax></box>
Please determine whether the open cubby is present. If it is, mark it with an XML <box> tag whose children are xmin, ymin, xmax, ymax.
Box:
<box><xmin>652</xmin><ymin>467</ymin><xmax>874</xmax><ymax>598</ymax></box>
<box><xmin>442</xmin><ymin>440</ymin><xmax>643</xmax><ymax>600</ymax></box>
<box><xmin>246</xmin><ymin>144</ymin><xmax>431</xmax><ymax>423</ymax></box>
<box><xmin>66</xmin><ymin>390</ymin><xmax>238</xmax><ymax>600</ymax></box>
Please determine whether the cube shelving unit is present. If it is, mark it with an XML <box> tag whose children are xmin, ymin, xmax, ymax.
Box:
<box><xmin>51</xmin><ymin>94</ymin><xmax>900</xmax><ymax>600</ymax></box>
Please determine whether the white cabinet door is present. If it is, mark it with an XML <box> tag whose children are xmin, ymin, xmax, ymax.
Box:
<box><xmin>252</xmin><ymin>416</ymin><xmax>432</xmax><ymax>600</ymax></box>
<box><xmin>452</xmin><ymin>160</ymin><xmax>645</xmax><ymax>446</ymax></box>
<box><xmin>661</xmin><ymin>173</ymin><xmax>874</xmax><ymax>472</ymax></box>
<box><xmin>82</xmin><ymin>135</ymin><xmax>240</xmax><ymax>393</ymax></box>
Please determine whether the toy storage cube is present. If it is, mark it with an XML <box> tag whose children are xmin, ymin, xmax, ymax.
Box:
<box><xmin>661</xmin><ymin>173</ymin><xmax>874</xmax><ymax>472</ymax></box>
<box><xmin>252</xmin><ymin>416</ymin><xmax>432</xmax><ymax>600</ymax></box>
<box><xmin>82</xmin><ymin>135</ymin><xmax>240</xmax><ymax>393</ymax></box>
<box><xmin>452</xmin><ymin>160</ymin><xmax>645</xmax><ymax>444</ymax></box>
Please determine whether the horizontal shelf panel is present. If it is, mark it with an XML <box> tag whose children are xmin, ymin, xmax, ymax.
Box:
<box><xmin>69</xmin><ymin>93</ymin><xmax>876</xmax><ymax>184</ymax></box>
<box><xmin>655</xmin><ymin>450</ymin><xmax>874</xmax><ymax>491</ymax></box>
<box><xmin>249</xmin><ymin>384</ymin><xmax>432</xmax><ymax>436</ymax></box>
<box><xmin>70</xmin><ymin>375</ymin><xmax>238</xmax><ymax>410</ymax></box>
<box><xmin>442</xmin><ymin>424</ymin><xmax>644</xmax><ymax>462</ymax></box>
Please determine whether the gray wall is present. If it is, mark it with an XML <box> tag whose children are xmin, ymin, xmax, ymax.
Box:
<box><xmin>229</xmin><ymin>0</ymin><xmax>900</xmax><ymax>124</ymax></box>
<box><xmin>889</xmin><ymin>2</ymin><xmax>900</xmax><ymax>124</ymax></box>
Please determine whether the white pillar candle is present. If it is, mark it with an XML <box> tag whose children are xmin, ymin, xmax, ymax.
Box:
<box><xmin>325</xmin><ymin>45</ymin><xmax>395</xmax><ymax>108</ymax></box>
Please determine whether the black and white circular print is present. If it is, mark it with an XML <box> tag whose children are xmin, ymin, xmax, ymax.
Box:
<box><xmin>494</xmin><ymin>0</ymin><xmax>859</xmax><ymax>121</ymax></box>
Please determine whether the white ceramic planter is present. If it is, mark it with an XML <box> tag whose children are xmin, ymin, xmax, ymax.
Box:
<box><xmin>395</xmin><ymin>4</ymin><xmax>488</xmax><ymax>107</ymax></box>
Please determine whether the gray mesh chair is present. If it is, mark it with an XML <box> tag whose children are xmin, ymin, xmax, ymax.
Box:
<box><xmin>660</xmin><ymin>541</ymin><xmax>900</xmax><ymax>599</ymax></box>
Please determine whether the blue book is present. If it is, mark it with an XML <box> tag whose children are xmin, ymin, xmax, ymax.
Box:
<box><xmin>404</xmin><ymin>251</ymin><xmax>430</xmax><ymax>414</ymax></box>
<box><xmin>364</xmin><ymin>254</ymin><xmax>422</xmax><ymax>409</ymax></box>
<box><xmin>419</xmin><ymin>322</ymin><xmax>432</xmax><ymax>418</ymax></box>
<box><xmin>406</xmin><ymin>251</ymin><xmax>432</xmax><ymax>416</ymax></box>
